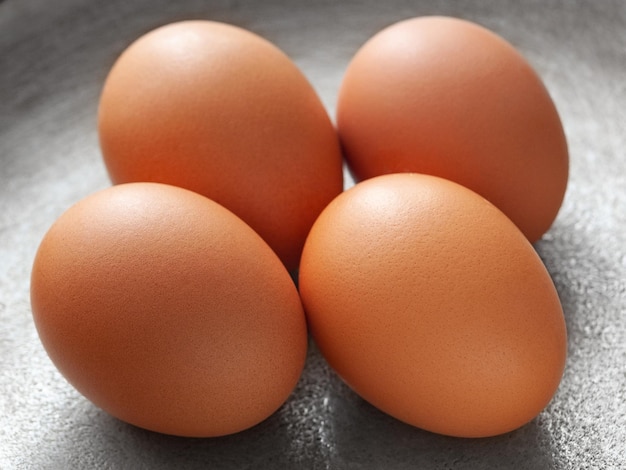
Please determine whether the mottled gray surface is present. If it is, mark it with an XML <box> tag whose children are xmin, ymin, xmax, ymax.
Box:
<box><xmin>1</xmin><ymin>0</ymin><xmax>625</xmax><ymax>468</ymax></box>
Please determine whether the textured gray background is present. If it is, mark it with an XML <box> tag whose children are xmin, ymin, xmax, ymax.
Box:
<box><xmin>1</xmin><ymin>0</ymin><xmax>625</xmax><ymax>468</ymax></box>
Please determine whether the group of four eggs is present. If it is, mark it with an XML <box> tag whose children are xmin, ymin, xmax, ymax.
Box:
<box><xmin>30</xmin><ymin>17</ymin><xmax>569</xmax><ymax>440</ymax></box>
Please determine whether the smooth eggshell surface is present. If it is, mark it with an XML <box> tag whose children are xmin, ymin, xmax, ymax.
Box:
<box><xmin>98</xmin><ymin>20</ymin><xmax>343</xmax><ymax>272</ymax></box>
<box><xmin>299</xmin><ymin>173</ymin><xmax>567</xmax><ymax>438</ymax></box>
<box><xmin>30</xmin><ymin>183</ymin><xmax>308</xmax><ymax>437</ymax></box>
<box><xmin>337</xmin><ymin>16</ymin><xmax>568</xmax><ymax>242</ymax></box>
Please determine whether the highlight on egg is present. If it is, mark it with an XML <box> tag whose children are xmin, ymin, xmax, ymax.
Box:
<box><xmin>98</xmin><ymin>20</ymin><xmax>344</xmax><ymax>273</ymax></box>
<box><xmin>337</xmin><ymin>16</ymin><xmax>569</xmax><ymax>243</ymax></box>
<box><xmin>299</xmin><ymin>173</ymin><xmax>567</xmax><ymax>438</ymax></box>
<box><xmin>30</xmin><ymin>183</ymin><xmax>308</xmax><ymax>437</ymax></box>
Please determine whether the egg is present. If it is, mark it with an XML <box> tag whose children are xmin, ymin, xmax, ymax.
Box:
<box><xmin>30</xmin><ymin>183</ymin><xmax>308</xmax><ymax>437</ymax></box>
<box><xmin>299</xmin><ymin>173</ymin><xmax>567</xmax><ymax>438</ymax></box>
<box><xmin>336</xmin><ymin>16</ymin><xmax>568</xmax><ymax>243</ymax></box>
<box><xmin>98</xmin><ymin>20</ymin><xmax>343</xmax><ymax>272</ymax></box>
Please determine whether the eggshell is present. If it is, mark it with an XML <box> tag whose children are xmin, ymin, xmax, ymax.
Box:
<box><xmin>337</xmin><ymin>16</ymin><xmax>568</xmax><ymax>242</ymax></box>
<box><xmin>299</xmin><ymin>173</ymin><xmax>567</xmax><ymax>438</ymax></box>
<box><xmin>30</xmin><ymin>182</ymin><xmax>308</xmax><ymax>437</ymax></box>
<box><xmin>98</xmin><ymin>20</ymin><xmax>343</xmax><ymax>272</ymax></box>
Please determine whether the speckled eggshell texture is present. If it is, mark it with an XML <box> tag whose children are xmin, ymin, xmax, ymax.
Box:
<box><xmin>337</xmin><ymin>16</ymin><xmax>569</xmax><ymax>242</ymax></box>
<box><xmin>299</xmin><ymin>173</ymin><xmax>567</xmax><ymax>438</ymax></box>
<box><xmin>30</xmin><ymin>182</ymin><xmax>308</xmax><ymax>438</ymax></box>
<box><xmin>98</xmin><ymin>20</ymin><xmax>344</xmax><ymax>272</ymax></box>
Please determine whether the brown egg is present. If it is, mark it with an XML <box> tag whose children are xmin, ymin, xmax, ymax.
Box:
<box><xmin>98</xmin><ymin>20</ymin><xmax>343</xmax><ymax>272</ymax></box>
<box><xmin>299</xmin><ymin>173</ymin><xmax>567</xmax><ymax>438</ymax></box>
<box><xmin>337</xmin><ymin>16</ymin><xmax>568</xmax><ymax>242</ymax></box>
<box><xmin>30</xmin><ymin>183</ymin><xmax>308</xmax><ymax>437</ymax></box>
